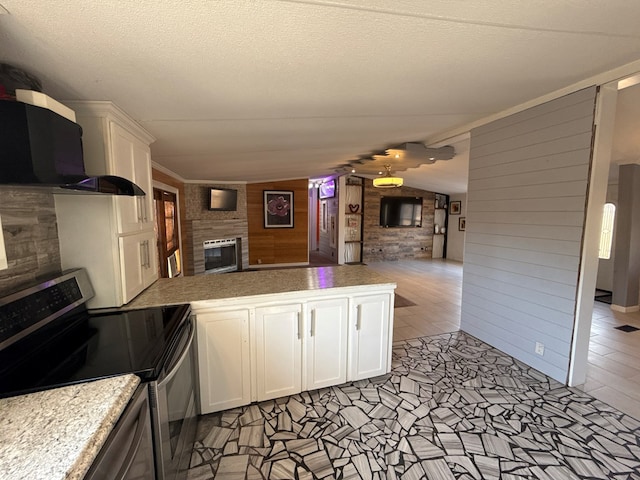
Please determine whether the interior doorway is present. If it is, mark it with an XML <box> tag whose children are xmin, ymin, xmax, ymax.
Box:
<box><xmin>154</xmin><ymin>187</ymin><xmax>182</xmax><ymax>278</ymax></box>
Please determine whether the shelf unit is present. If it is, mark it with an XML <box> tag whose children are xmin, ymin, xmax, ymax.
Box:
<box><xmin>433</xmin><ymin>193</ymin><xmax>449</xmax><ymax>259</ymax></box>
<box><xmin>344</xmin><ymin>177</ymin><xmax>364</xmax><ymax>264</ymax></box>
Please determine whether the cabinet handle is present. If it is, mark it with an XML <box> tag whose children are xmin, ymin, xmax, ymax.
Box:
<box><xmin>140</xmin><ymin>242</ymin><xmax>146</xmax><ymax>268</ymax></box>
<box><xmin>310</xmin><ymin>310</ymin><xmax>316</xmax><ymax>337</ymax></box>
<box><xmin>136</xmin><ymin>197</ymin><xmax>143</xmax><ymax>223</ymax></box>
<box><xmin>356</xmin><ymin>304</ymin><xmax>362</xmax><ymax>331</ymax></box>
<box><xmin>297</xmin><ymin>313</ymin><xmax>302</xmax><ymax>340</ymax></box>
<box><xmin>145</xmin><ymin>240</ymin><xmax>151</xmax><ymax>268</ymax></box>
<box><xmin>140</xmin><ymin>240</ymin><xmax>150</xmax><ymax>269</ymax></box>
<box><xmin>142</xmin><ymin>197</ymin><xmax>148</xmax><ymax>223</ymax></box>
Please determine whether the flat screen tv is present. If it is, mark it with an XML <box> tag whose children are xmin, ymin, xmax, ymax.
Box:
<box><xmin>208</xmin><ymin>187</ymin><xmax>237</xmax><ymax>211</ymax></box>
<box><xmin>319</xmin><ymin>179</ymin><xmax>336</xmax><ymax>199</ymax></box>
<box><xmin>380</xmin><ymin>196</ymin><xmax>423</xmax><ymax>227</ymax></box>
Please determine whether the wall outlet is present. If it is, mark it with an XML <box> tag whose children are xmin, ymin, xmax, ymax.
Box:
<box><xmin>535</xmin><ymin>342</ymin><xmax>545</xmax><ymax>356</ymax></box>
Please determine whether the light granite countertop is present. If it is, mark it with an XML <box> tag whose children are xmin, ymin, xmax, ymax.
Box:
<box><xmin>126</xmin><ymin>264</ymin><xmax>396</xmax><ymax>309</ymax></box>
<box><xmin>0</xmin><ymin>374</ymin><xmax>140</xmax><ymax>480</ymax></box>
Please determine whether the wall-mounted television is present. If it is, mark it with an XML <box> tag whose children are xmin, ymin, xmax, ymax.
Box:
<box><xmin>319</xmin><ymin>179</ymin><xmax>336</xmax><ymax>199</ymax></box>
<box><xmin>380</xmin><ymin>196</ymin><xmax>423</xmax><ymax>227</ymax></box>
<box><xmin>208</xmin><ymin>187</ymin><xmax>238</xmax><ymax>211</ymax></box>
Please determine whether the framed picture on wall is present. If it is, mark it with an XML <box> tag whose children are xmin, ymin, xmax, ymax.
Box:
<box><xmin>264</xmin><ymin>190</ymin><xmax>294</xmax><ymax>228</ymax></box>
<box><xmin>450</xmin><ymin>201</ymin><xmax>461</xmax><ymax>215</ymax></box>
<box><xmin>459</xmin><ymin>217</ymin><xmax>466</xmax><ymax>231</ymax></box>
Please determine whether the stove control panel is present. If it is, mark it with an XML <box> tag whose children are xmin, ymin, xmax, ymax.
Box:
<box><xmin>0</xmin><ymin>269</ymin><xmax>94</xmax><ymax>350</ymax></box>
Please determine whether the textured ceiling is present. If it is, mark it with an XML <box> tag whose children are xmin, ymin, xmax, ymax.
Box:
<box><xmin>1</xmin><ymin>1</ymin><xmax>640</xmax><ymax>193</ymax></box>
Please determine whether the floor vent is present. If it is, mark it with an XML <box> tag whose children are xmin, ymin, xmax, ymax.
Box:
<box><xmin>615</xmin><ymin>325</ymin><xmax>640</xmax><ymax>333</ymax></box>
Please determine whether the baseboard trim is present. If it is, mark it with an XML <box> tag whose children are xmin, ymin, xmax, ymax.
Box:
<box><xmin>248</xmin><ymin>262</ymin><xmax>309</xmax><ymax>269</ymax></box>
<box><xmin>610</xmin><ymin>304</ymin><xmax>640</xmax><ymax>313</ymax></box>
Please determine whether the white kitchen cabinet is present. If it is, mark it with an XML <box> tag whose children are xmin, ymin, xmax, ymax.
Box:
<box><xmin>110</xmin><ymin>122</ymin><xmax>154</xmax><ymax>233</ymax></box>
<box><xmin>255</xmin><ymin>304</ymin><xmax>303</xmax><ymax>402</ymax></box>
<box><xmin>55</xmin><ymin>101</ymin><xmax>158</xmax><ymax>309</ymax></box>
<box><xmin>196</xmin><ymin>309</ymin><xmax>251</xmax><ymax>414</ymax></box>
<box><xmin>119</xmin><ymin>231</ymin><xmax>157</xmax><ymax>305</ymax></box>
<box><xmin>66</xmin><ymin>101</ymin><xmax>155</xmax><ymax>235</ymax></box>
<box><xmin>348</xmin><ymin>293</ymin><xmax>392</xmax><ymax>381</ymax></box>
<box><xmin>305</xmin><ymin>298</ymin><xmax>348</xmax><ymax>390</ymax></box>
<box><xmin>191</xmin><ymin>283</ymin><xmax>394</xmax><ymax>413</ymax></box>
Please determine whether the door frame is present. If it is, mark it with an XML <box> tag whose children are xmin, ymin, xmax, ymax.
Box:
<box><xmin>153</xmin><ymin>181</ymin><xmax>183</xmax><ymax>278</ymax></box>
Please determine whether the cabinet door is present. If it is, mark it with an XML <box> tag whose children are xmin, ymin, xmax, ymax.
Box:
<box><xmin>348</xmin><ymin>294</ymin><xmax>391</xmax><ymax>381</ymax></box>
<box><xmin>306</xmin><ymin>298</ymin><xmax>348</xmax><ymax>390</ymax></box>
<box><xmin>255</xmin><ymin>304</ymin><xmax>302</xmax><ymax>401</ymax></box>
<box><xmin>196</xmin><ymin>309</ymin><xmax>251</xmax><ymax>414</ymax></box>
<box><xmin>140</xmin><ymin>230</ymin><xmax>158</xmax><ymax>289</ymax></box>
<box><xmin>110</xmin><ymin>122</ymin><xmax>153</xmax><ymax>233</ymax></box>
<box><xmin>119</xmin><ymin>231</ymin><xmax>157</xmax><ymax>305</ymax></box>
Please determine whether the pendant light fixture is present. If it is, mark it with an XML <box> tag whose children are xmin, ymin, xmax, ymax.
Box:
<box><xmin>373</xmin><ymin>164</ymin><xmax>403</xmax><ymax>188</ymax></box>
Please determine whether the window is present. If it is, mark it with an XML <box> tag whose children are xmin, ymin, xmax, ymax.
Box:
<box><xmin>598</xmin><ymin>203</ymin><xmax>615</xmax><ymax>260</ymax></box>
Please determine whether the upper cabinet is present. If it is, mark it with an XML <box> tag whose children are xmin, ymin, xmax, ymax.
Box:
<box><xmin>55</xmin><ymin>101</ymin><xmax>158</xmax><ymax>308</ymax></box>
<box><xmin>66</xmin><ymin>101</ymin><xmax>156</xmax><ymax>234</ymax></box>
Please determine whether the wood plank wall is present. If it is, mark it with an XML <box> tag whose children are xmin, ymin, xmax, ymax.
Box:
<box><xmin>461</xmin><ymin>87</ymin><xmax>597</xmax><ymax>383</ymax></box>
<box><xmin>152</xmin><ymin>168</ymin><xmax>189</xmax><ymax>275</ymax></box>
<box><xmin>247</xmin><ymin>179</ymin><xmax>309</xmax><ymax>265</ymax></box>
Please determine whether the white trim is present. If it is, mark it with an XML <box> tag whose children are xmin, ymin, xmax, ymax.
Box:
<box><xmin>152</xmin><ymin>181</ymin><xmax>183</xmax><ymax>278</ymax></box>
<box><xmin>183</xmin><ymin>179</ymin><xmax>248</xmax><ymax>185</ymax></box>
<box><xmin>568</xmin><ymin>83</ymin><xmax>618</xmax><ymax>387</ymax></box>
<box><xmin>151</xmin><ymin>161</ymin><xmax>186</xmax><ymax>183</ymax></box>
<box><xmin>611</xmin><ymin>304</ymin><xmax>640</xmax><ymax>313</ymax></box>
<box><xmin>249</xmin><ymin>262</ymin><xmax>309</xmax><ymax>269</ymax></box>
<box><xmin>427</xmin><ymin>59</ymin><xmax>640</xmax><ymax>146</ymax></box>
<box><xmin>63</xmin><ymin>100</ymin><xmax>156</xmax><ymax>144</ymax></box>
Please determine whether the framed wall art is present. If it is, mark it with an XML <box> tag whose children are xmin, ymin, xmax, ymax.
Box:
<box><xmin>459</xmin><ymin>217</ymin><xmax>466</xmax><ymax>231</ymax></box>
<box><xmin>264</xmin><ymin>190</ymin><xmax>294</xmax><ymax>228</ymax></box>
<box><xmin>449</xmin><ymin>201</ymin><xmax>461</xmax><ymax>215</ymax></box>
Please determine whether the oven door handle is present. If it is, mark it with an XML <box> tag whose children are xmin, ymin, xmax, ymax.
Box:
<box><xmin>158</xmin><ymin>318</ymin><xmax>195</xmax><ymax>389</ymax></box>
<box><xmin>115</xmin><ymin>400</ymin><xmax>148</xmax><ymax>480</ymax></box>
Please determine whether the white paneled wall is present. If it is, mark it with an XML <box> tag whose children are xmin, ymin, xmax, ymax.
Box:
<box><xmin>461</xmin><ymin>87</ymin><xmax>597</xmax><ymax>383</ymax></box>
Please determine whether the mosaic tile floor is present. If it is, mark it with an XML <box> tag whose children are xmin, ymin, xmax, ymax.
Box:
<box><xmin>187</xmin><ymin>332</ymin><xmax>640</xmax><ymax>480</ymax></box>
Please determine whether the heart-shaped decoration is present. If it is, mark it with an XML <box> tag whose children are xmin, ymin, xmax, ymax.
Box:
<box><xmin>348</xmin><ymin>204</ymin><xmax>359</xmax><ymax>213</ymax></box>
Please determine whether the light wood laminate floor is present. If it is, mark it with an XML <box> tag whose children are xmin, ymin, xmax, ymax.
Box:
<box><xmin>365</xmin><ymin>259</ymin><xmax>640</xmax><ymax>420</ymax></box>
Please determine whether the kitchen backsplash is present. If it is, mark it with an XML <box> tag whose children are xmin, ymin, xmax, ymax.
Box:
<box><xmin>0</xmin><ymin>186</ymin><xmax>61</xmax><ymax>297</ymax></box>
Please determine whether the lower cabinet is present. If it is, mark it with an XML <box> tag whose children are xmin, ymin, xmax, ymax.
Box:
<box><xmin>255</xmin><ymin>304</ymin><xmax>303</xmax><ymax>401</ymax></box>
<box><xmin>306</xmin><ymin>298</ymin><xmax>349</xmax><ymax>390</ymax></box>
<box><xmin>119</xmin><ymin>230</ymin><xmax>158</xmax><ymax>305</ymax></box>
<box><xmin>349</xmin><ymin>294</ymin><xmax>392</xmax><ymax>381</ymax></box>
<box><xmin>196</xmin><ymin>309</ymin><xmax>251</xmax><ymax>413</ymax></box>
<box><xmin>194</xmin><ymin>287</ymin><xmax>393</xmax><ymax>414</ymax></box>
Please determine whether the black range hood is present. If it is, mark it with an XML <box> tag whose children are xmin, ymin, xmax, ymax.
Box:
<box><xmin>0</xmin><ymin>100</ymin><xmax>145</xmax><ymax>196</ymax></box>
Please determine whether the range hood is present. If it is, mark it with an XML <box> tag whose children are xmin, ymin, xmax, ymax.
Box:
<box><xmin>0</xmin><ymin>100</ymin><xmax>145</xmax><ymax>196</ymax></box>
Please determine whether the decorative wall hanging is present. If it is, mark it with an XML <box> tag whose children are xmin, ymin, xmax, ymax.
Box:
<box><xmin>264</xmin><ymin>190</ymin><xmax>294</xmax><ymax>228</ymax></box>
<box><xmin>450</xmin><ymin>201</ymin><xmax>461</xmax><ymax>215</ymax></box>
<box><xmin>321</xmin><ymin>200</ymin><xmax>328</xmax><ymax>233</ymax></box>
<box><xmin>459</xmin><ymin>217</ymin><xmax>466</xmax><ymax>231</ymax></box>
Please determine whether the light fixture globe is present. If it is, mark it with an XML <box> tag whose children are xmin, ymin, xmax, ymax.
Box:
<box><xmin>373</xmin><ymin>164</ymin><xmax>403</xmax><ymax>188</ymax></box>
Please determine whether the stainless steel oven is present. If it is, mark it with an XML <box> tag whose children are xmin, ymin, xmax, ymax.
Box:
<box><xmin>0</xmin><ymin>268</ymin><xmax>197</xmax><ymax>480</ymax></box>
<box><xmin>149</xmin><ymin>314</ymin><xmax>198</xmax><ymax>480</ymax></box>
